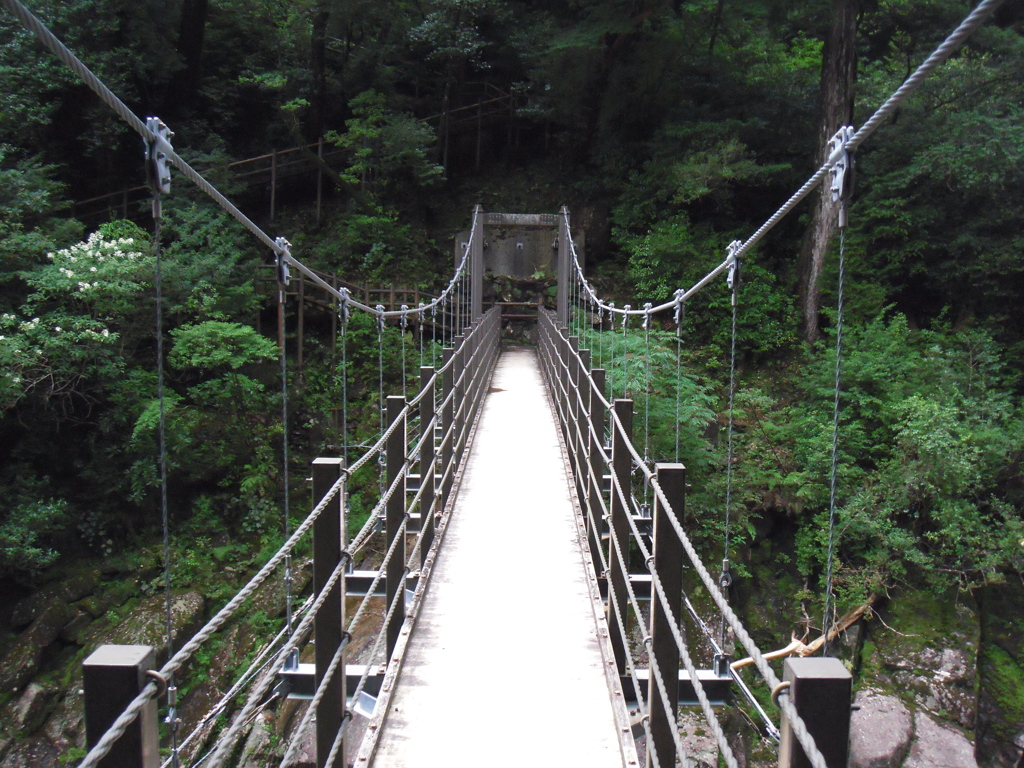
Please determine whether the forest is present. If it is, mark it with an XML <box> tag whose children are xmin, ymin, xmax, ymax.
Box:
<box><xmin>1</xmin><ymin>0</ymin><xmax>1023</xmax><ymax>765</ymax></box>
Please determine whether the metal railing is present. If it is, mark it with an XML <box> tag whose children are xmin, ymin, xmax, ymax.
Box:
<box><xmin>536</xmin><ymin>309</ymin><xmax>847</xmax><ymax>768</ymax></box>
<box><xmin>79</xmin><ymin>308</ymin><xmax>502</xmax><ymax>768</ymax></box>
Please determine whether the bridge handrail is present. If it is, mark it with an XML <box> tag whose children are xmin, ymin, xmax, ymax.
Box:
<box><xmin>537</xmin><ymin>309</ymin><xmax>831</xmax><ymax>768</ymax></box>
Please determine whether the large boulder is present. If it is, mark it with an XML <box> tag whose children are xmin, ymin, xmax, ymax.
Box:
<box><xmin>0</xmin><ymin>601</ymin><xmax>74</xmax><ymax>692</ymax></box>
<box><xmin>10</xmin><ymin>572</ymin><xmax>100</xmax><ymax>629</ymax></box>
<box><xmin>12</xmin><ymin>683</ymin><xmax>58</xmax><ymax>733</ymax></box>
<box><xmin>862</xmin><ymin>591</ymin><xmax>978</xmax><ymax>729</ymax></box>
<box><xmin>848</xmin><ymin>690</ymin><xmax>913</xmax><ymax>768</ymax></box>
<box><xmin>903</xmin><ymin>711</ymin><xmax>978</xmax><ymax>768</ymax></box>
<box><xmin>81</xmin><ymin>591</ymin><xmax>205</xmax><ymax>663</ymax></box>
<box><xmin>975</xmin><ymin>579</ymin><xmax>1024</xmax><ymax>768</ymax></box>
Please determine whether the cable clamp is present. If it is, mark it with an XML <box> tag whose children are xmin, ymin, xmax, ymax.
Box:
<box><xmin>144</xmin><ymin>116</ymin><xmax>173</xmax><ymax>196</ymax></box>
<box><xmin>145</xmin><ymin>669</ymin><xmax>169</xmax><ymax>698</ymax></box>
<box><xmin>642</xmin><ymin>303</ymin><xmax>652</xmax><ymax>330</ymax></box>
<box><xmin>401</xmin><ymin>305</ymin><xmax>409</xmax><ymax>329</ymax></box>
<box><xmin>275</xmin><ymin>238</ymin><xmax>292</xmax><ymax>286</ymax></box>
<box><xmin>714</xmin><ymin>652</ymin><xmax>732</xmax><ymax>677</ymax></box>
<box><xmin>376</xmin><ymin>305</ymin><xmax>386</xmax><ymax>332</ymax></box>
<box><xmin>828</xmin><ymin>125</ymin><xmax>856</xmax><ymax>226</ymax></box>
<box><xmin>339</xmin><ymin>288</ymin><xmax>351</xmax><ymax>324</ymax></box>
<box><xmin>726</xmin><ymin>240</ymin><xmax>742</xmax><ymax>290</ymax></box>
<box><xmin>719</xmin><ymin>557</ymin><xmax>733</xmax><ymax>589</ymax></box>
<box><xmin>771</xmin><ymin>680</ymin><xmax>792</xmax><ymax>708</ymax></box>
<box><xmin>622</xmin><ymin>305</ymin><xmax>630</xmax><ymax>329</ymax></box>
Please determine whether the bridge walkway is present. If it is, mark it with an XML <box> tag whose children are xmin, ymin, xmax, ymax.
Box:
<box><xmin>366</xmin><ymin>346</ymin><xmax>634</xmax><ymax>767</ymax></box>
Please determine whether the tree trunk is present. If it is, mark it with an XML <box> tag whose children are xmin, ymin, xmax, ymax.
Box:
<box><xmin>176</xmin><ymin>0</ymin><xmax>209</xmax><ymax>105</ymax></box>
<box><xmin>310</xmin><ymin>0</ymin><xmax>330</xmax><ymax>140</ymax></box>
<box><xmin>796</xmin><ymin>0</ymin><xmax>859</xmax><ymax>345</ymax></box>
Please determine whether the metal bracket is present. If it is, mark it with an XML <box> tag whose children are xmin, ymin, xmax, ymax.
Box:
<box><xmin>144</xmin><ymin>116</ymin><xmax>173</xmax><ymax>196</ymax></box>
<box><xmin>376</xmin><ymin>305</ymin><xmax>386</xmax><ymax>333</ymax></box>
<box><xmin>275</xmin><ymin>237</ymin><xmax>292</xmax><ymax>286</ymax></box>
<box><xmin>339</xmin><ymin>288</ymin><xmax>351</xmax><ymax>324</ymax></box>
<box><xmin>828</xmin><ymin>125</ymin><xmax>856</xmax><ymax>227</ymax></box>
<box><xmin>401</xmin><ymin>305</ymin><xmax>409</xmax><ymax>329</ymax></box>
<box><xmin>622</xmin><ymin>305</ymin><xmax>631</xmax><ymax>329</ymax></box>
<box><xmin>726</xmin><ymin>239</ymin><xmax>742</xmax><ymax>289</ymax></box>
<box><xmin>719</xmin><ymin>557</ymin><xmax>733</xmax><ymax>590</ymax></box>
<box><xmin>642</xmin><ymin>303</ymin><xmax>652</xmax><ymax>330</ymax></box>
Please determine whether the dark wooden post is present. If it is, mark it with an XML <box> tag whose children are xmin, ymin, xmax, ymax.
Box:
<box><xmin>779</xmin><ymin>658</ymin><xmax>852</xmax><ymax>768</ymax></box>
<box><xmin>470</xmin><ymin>205</ymin><xmax>484</xmax><ymax>321</ymax></box>
<box><xmin>270</xmin><ymin>148</ymin><xmax>277</xmax><ymax>220</ymax></box>
<box><xmin>647</xmin><ymin>463</ymin><xmax>686</xmax><ymax>768</ymax></box>
<box><xmin>608</xmin><ymin>398</ymin><xmax>634</xmax><ymax>675</ymax></box>
<box><xmin>440</xmin><ymin>347</ymin><xmax>455</xmax><ymax>507</ymax></box>
<box><xmin>385</xmin><ymin>396</ymin><xmax>407</xmax><ymax>661</ymax></box>
<box><xmin>587</xmin><ymin>369</ymin><xmax>607</xmax><ymax>576</ymax></box>
<box><xmin>452</xmin><ymin>336</ymin><xmax>466</xmax><ymax>464</ymax></box>
<box><xmin>82</xmin><ymin>645</ymin><xmax>159</xmax><ymax>768</ymax></box>
<box><xmin>312</xmin><ymin>457</ymin><xmax>346</xmax><ymax>768</ymax></box>
<box><xmin>557</xmin><ymin>207</ymin><xmax>570</xmax><ymax>325</ymax></box>
<box><xmin>316</xmin><ymin>136</ymin><xmax>324</xmax><ymax>226</ymax></box>
<box><xmin>419</xmin><ymin>366</ymin><xmax>436</xmax><ymax>567</ymax></box>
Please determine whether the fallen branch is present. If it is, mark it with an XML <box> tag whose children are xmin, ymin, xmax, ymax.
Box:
<box><xmin>730</xmin><ymin>594</ymin><xmax>878</xmax><ymax>670</ymax></box>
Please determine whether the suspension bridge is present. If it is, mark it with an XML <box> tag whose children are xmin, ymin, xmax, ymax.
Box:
<box><xmin>0</xmin><ymin>0</ymin><xmax>1009</xmax><ymax>765</ymax></box>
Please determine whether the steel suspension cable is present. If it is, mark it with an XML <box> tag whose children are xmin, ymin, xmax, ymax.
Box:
<box><xmin>150</xmin><ymin>185</ymin><xmax>181</xmax><ymax>768</ymax></box>
<box><xmin>675</xmin><ymin>298</ymin><xmax>685</xmax><ymax>463</ymax></box>
<box><xmin>822</xmin><ymin>209</ymin><xmax>848</xmax><ymax>656</ymax></box>
<box><xmin>721</xmin><ymin>274</ymin><xmax>739</xmax><ymax>648</ymax></box>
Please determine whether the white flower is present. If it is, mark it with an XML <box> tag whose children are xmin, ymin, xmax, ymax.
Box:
<box><xmin>89</xmin><ymin>267</ymin><xmax>97</xmax><ymax>273</ymax></box>
<box><xmin>54</xmin><ymin>327</ymin><xmax>61</xmax><ymax>332</ymax></box>
<box><xmin>101</xmin><ymin>329</ymin><xmax>110</xmax><ymax>338</ymax></box>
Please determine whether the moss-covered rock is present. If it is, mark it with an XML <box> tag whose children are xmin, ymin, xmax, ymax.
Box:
<box><xmin>975</xmin><ymin>578</ymin><xmax>1024</xmax><ymax>767</ymax></box>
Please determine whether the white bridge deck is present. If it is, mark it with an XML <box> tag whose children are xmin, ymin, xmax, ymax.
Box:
<box><xmin>368</xmin><ymin>347</ymin><xmax>634</xmax><ymax>767</ymax></box>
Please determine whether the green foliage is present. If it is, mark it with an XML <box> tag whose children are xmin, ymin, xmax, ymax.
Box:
<box><xmin>327</xmin><ymin>90</ymin><xmax>444</xmax><ymax>198</ymax></box>
<box><xmin>0</xmin><ymin>498</ymin><xmax>68</xmax><ymax>575</ymax></box>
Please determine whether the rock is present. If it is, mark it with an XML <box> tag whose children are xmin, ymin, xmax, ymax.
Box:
<box><xmin>0</xmin><ymin>737</ymin><xmax>60</xmax><ymax>768</ymax></box>
<box><xmin>43</xmin><ymin>686</ymin><xmax>86</xmax><ymax>752</ymax></box>
<box><xmin>77</xmin><ymin>593</ymin><xmax>116</xmax><ymax>619</ymax></box>
<box><xmin>83</xmin><ymin>591</ymin><xmax>205</xmax><ymax>663</ymax></box>
<box><xmin>676</xmin><ymin>710</ymin><xmax>719</xmax><ymax>767</ymax></box>
<box><xmin>0</xmin><ymin>601</ymin><xmax>74</xmax><ymax>691</ymax></box>
<box><xmin>10</xmin><ymin>572</ymin><xmax>100</xmax><ymax>628</ymax></box>
<box><xmin>59</xmin><ymin>609</ymin><xmax>92</xmax><ymax>645</ymax></box>
<box><xmin>13</xmin><ymin>682</ymin><xmax>57</xmax><ymax>733</ymax></box>
<box><xmin>865</xmin><ymin>592</ymin><xmax>978</xmax><ymax>728</ymax></box>
<box><xmin>903</xmin><ymin>711</ymin><xmax>978</xmax><ymax>768</ymax></box>
<box><xmin>848</xmin><ymin>690</ymin><xmax>913</xmax><ymax>768</ymax></box>
<box><xmin>237</xmin><ymin>710</ymin><xmax>284</xmax><ymax>768</ymax></box>
<box><xmin>975</xmin><ymin>579</ymin><xmax>1024</xmax><ymax>768</ymax></box>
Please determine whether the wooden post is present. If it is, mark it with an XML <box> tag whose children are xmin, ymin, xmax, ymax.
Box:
<box><xmin>270</xmin><ymin>148</ymin><xmax>277</xmax><ymax>221</ymax></box>
<box><xmin>608</xmin><ymin>399</ymin><xmax>634</xmax><ymax>675</ymax></box>
<box><xmin>577</xmin><ymin>348</ymin><xmax>591</xmax><ymax>509</ymax></box>
<box><xmin>587</xmin><ymin>368</ymin><xmax>607</xmax><ymax>576</ymax></box>
<box><xmin>778</xmin><ymin>658</ymin><xmax>852</xmax><ymax>768</ymax></box>
<box><xmin>419</xmin><ymin>367</ymin><xmax>436</xmax><ymax>567</ymax></box>
<box><xmin>83</xmin><ymin>645</ymin><xmax>159</xmax><ymax>768</ymax></box>
<box><xmin>647</xmin><ymin>463</ymin><xmax>686</xmax><ymax>768</ymax></box>
<box><xmin>385</xmin><ymin>396</ymin><xmax>407</xmax><ymax>661</ymax></box>
<box><xmin>452</xmin><ymin>336</ymin><xmax>466</xmax><ymax>464</ymax></box>
<box><xmin>470</xmin><ymin>204</ymin><xmax>484</xmax><ymax>321</ymax></box>
<box><xmin>476</xmin><ymin>100</ymin><xmax>483</xmax><ymax>170</ymax></box>
<box><xmin>297</xmin><ymin>274</ymin><xmax>305</xmax><ymax>379</ymax></box>
<box><xmin>316</xmin><ymin>136</ymin><xmax>324</xmax><ymax>226</ymax></box>
<box><xmin>557</xmin><ymin>207</ymin><xmax>570</xmax><ymax>325</ymax></box>
<box><xmin>312</xmin><ymin>458</ymin><xmax>346</xmax><ymax>768</ymax></box>
<box><xmin>440</xmin><ymin>347</ymin><xmax>455</xmax><ymax>507</ymax></box>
